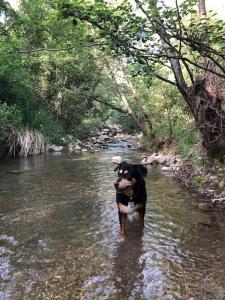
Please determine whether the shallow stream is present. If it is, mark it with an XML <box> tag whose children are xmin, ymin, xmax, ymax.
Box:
<box><xmin>1</xmin><ymin>148</ymin><xmax>225</xmax><ymax>299</ymax></box>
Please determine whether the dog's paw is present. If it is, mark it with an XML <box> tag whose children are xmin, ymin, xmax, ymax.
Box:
<box><xmin>118</xmin><ymin>233</ymin><xmax>125</xmax><ymax>242</ymax></box>
<box><xmin>118</xmin><ymin>203</ymin><xmax>133</xmax><ymax>214</ymax></box>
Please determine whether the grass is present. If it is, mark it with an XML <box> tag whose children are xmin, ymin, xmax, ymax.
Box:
<box><xmin>6</xmin><ymin>128</ymin><xmax>48</xmax><ymax>158</ymax></box>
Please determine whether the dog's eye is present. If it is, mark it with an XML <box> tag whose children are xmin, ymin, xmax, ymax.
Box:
<box><xmin>124</xmin><ymin>170</ymin><xmax>128</xmax><ymax>174</ymax></box>
<box><xmin>119</xmin><ymin>169</ymin><xmax>123</xmax><ymax>174</ymax></box>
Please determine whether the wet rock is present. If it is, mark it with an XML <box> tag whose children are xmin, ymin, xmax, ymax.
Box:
<box><xmin>7</xmin><ymin>170</ymin><xmax>24</xmax><ymax>174</ymax></box>
<box><xmin>198</xmin><ymin>202</ymin><xmax>212</xmax><ymax>211</ymax></box>
<box><xmin>192</xmin><ymin>211</ymin><xmax>212</xmax><ymax>226</ymax></box>
<box><xmin>49</xmin><ymin>145</ymin><xmax>64</xmax><ymax>152</ymax></box>
<box><xmin>68</xmin><ymin>124</ymin><xmax>139</xmax><ymax>153</ymax></box>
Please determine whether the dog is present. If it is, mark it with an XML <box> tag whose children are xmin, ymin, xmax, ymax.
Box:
<box><xmin>114</xmin><ymin>161</ymin><xmax>147</xmax><ymax>241</ymax></box>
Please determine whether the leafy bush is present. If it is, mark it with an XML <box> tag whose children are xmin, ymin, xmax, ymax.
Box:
<box><xmin>174</xmin><ymin>121</ymin><xmax>201</xmax><ymax>157</ymax></box>
<box><xmin>29</xmin><ymin>110</ymin><xmax>65</xmax><ymax>144</ymax></box>
<box><xmin>0</xmin><ymin>102</ymin><xmax>23</xmax><ymax>128</ymax></box>
<box><xmin>71</xmin><ymin>117</ymin><xmax>102</xmax><ymax>139</ymax></box>
<box><xmin>118</xmin><ymin>115</ymin><xmax>137</xmax><ymax>134</ymax></box>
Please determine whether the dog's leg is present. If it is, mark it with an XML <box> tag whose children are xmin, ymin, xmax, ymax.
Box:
<box><xmin>138</xmin><ymin>211</ymin><xmax>145</xmax><ymax>230</ymax></box>
<box><xmin>134</xmin><ymin>204</ymin><xmax>145</xmax><ymax>230</ymax></box>
<box><xmin>118</xmin><ymin>209</ymin><xmax>127</xmax><ymax>242</ymax></box>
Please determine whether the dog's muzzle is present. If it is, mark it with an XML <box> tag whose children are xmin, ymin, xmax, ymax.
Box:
<box><xmin>114</xmin><ymin>178</ymin><xmax>133</xmax><ymax>191</ymax></box>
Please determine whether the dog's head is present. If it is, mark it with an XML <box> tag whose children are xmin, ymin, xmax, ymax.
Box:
<box><xmin>114</xmin><ymin>161</ymin><xmax>147</xmax><ymax>191</ymax></box>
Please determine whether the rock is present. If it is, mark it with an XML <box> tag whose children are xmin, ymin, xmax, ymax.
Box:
<box><xmin>7</xmin><ymin>170</ymin><xmax>23</xmax><ymax>174</ymax></box>
<box><xmin>91</xmin><ymin>137</ymin><xmax>97</xmax><ymax>142</ymax></box>
<box><xmin>49</xmin><ymin>145</ymin><xmax>64</xmax><ymax>152</ymax></box>
<box><xmin>192</xmin><ymin>211</ymin><xmax>212</xmax><ymax>226</ymax></box>
<box><xmin>169</xmin><ymin>162</ymin><xmax>182</xmax><ymax>172</ymax></box>
<box><xmin>219</xmin><ymin>180</ymin><xmax>225</xmax><ymax>189</ymax></box>
<box><xmin>166</xmin><ymin>155</ymin><xmax>176</xmax><ymax>166</ymax></box>
<box><xmin>157</xmin><ymin>154</ymin><xmax>168</xmax><ymax>164</ymax></box>
<box><xmin>198</xmin><ymin>203</ymin><xmax>212</xmax><ymax>211</ymax></box>
<box><xmin>141</xmin><ymin>158</ymin><xmax>147</xmax><ymax>164</ymax></box>
<box><xmin>209</xmin><ymin>175</ymin><xmax>217</xmax><ymax>181</ymax></box>
<box><xmin>76</xmin><ymin>139</ymin><xmax>83</xmax><ymax>145</ymax></box>
<box><xmin>212</xmin><ymin>197</ymin><xmax>225</xmax><ymax>206</ymax></box>
<box><xmin>146</xmin><ymin>153</ymin><xmax>158</xmax><ymax>164</ymax></box>
<box><xmin>112</xmin><ymin>156</ymin><xmax>123</xmax><ymax>164</ymax></box>
<box><xmin>161</xmin><ymin>166</ymin><xmax>170</xmax><ymax>171</ymax></box>
<box><xmin>100</xmin><ymin>134</ymin><xmax>111</xmax><ymax>141</ymax></box>
<box><xmin>74</xmin><ymin>145</ymin><xmax>82</xmax><ymax>151</ymax></box>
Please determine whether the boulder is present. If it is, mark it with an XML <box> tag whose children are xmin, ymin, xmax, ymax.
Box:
<box><xmin>157</xmin><ymin>154</ymin><xmax>168</xmax><ymax>164</ymax></box>
<box><xmin>161</xmin><ymin>166</ymin><xmax>170</xmax><ymax>172</ymax></box>
<box><xmin>74</xmin><ymin>144</ymin><xmax>82</xmax><ymax>151</ymax></box>
<box><xmin>49</xmin><ymin>145</ymin><xmax>64</xmax><ymax>152</ymax></box>
<box><xmin>146</xmin><ymin>153</ymin><xmax>158</xmax><ymax>164</ymax></box>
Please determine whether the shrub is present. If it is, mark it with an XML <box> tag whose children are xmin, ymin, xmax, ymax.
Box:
<box><xmin>29</xmin><ymin>110</ymin><xmax>65</xmax><ymax>144</ymax></box>
<box><xmin>0</xmin><ymin>102</ymin><xmax>23</xmax><ymax>129</ymax></box>
<box><xmin>71</xmin><ymin>117</ymin><xmax>102</xmax><ymax>139</ymax></box>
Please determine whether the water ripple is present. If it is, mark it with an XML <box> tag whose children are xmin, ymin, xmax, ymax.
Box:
<box><xmin>1</xmin><ymin>152</ymin><xmax>225</xmax><ymax>299</ymax></box>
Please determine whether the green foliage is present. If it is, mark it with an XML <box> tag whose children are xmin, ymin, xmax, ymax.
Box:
<box><xmin>0</xmin><ymin>102</ymin><xmax>23</xmax><ymax>128</ymax></box>
<box><xmin>191</xmin><ymin>175</ymin><xmax>206</xmax><ymax>188</ymax></box>
<box><xmin>71</xmin><ymin>116</ymin><xmax>102</xmax><ymax>139</ymax></box>
<box><xmin>119</xmin><ymin>115</ymin><xmax>136</xmax><ymax>134</ymax></box>
<box><xmin>28</xmin><ymin>110</ymin><xmax>65</xmax><ymax>144</ymax></box>
<box><xmin>173</xmin><ymin>121</ymin><xmax>201</xmax><ymax>156</ymax></box>
<box><xmin>0</xmin><ymin>0</ymin><xmax>224</xmax><ymax>161</ymax></box>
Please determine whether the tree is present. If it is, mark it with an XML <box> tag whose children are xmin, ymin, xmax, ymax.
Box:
<box><xmin>60</xmin><ymin>0</ymin><xmax>225</xmax><ymax>158</ymax></box>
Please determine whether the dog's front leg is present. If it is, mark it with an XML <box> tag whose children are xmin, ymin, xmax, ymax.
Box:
<box><xmin>118</xmin><ymin>209</ymin><xmax>127</xmax><ymax>242</ymax></box>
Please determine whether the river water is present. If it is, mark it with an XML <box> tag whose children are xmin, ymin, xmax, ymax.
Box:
<box><xmin>1</xmin><ymin>147</ymin><xmax>225</xmax><ymax>299</ymax></box>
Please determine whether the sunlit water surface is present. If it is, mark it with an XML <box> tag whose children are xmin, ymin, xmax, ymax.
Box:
<box><xmin>1</xmin><ymin>148</ymin><xmax>225</xmax><ymax>299</ymax></box>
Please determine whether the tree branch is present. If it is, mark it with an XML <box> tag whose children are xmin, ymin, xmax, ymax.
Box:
<box><xmin>91</xmin><ymin>96</ymin><xmax>127</xmax><ymax>114</ymax></box>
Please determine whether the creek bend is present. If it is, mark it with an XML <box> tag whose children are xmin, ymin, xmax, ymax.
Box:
<box><xmin>1</xmin><ymin>148</ymin><xmax>225</xmax><ymax>299</ymax></box>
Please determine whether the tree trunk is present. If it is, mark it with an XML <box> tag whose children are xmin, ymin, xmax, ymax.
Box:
<box><xmin>186</xmin><ymin>76</ymin><xmax>225</xmax><ymax>159</ymax></box>
<box><xmin>150</xmin><ymin>0</ymin><xmax>225</xmax><ymax>159</ymax></box>
<box><xmin>103</xmin><ymin>58</ymin><xmax>148</xmax><ymax>135</ymax></box>
<box><xmin>119</xmin><ymin>60</ymin><xmax>155</xmax><ymax>138</ymax></box>
<box><xmin>198</xmin><ymin>0</ymin><xmax>207</xmax><ymax>18</ymax></box>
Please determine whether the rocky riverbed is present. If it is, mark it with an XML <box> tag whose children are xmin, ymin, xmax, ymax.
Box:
<box><xmin>142</xmin><ymin>151</ymin><xmax>225</xmax><ymax>209</ymax></box>
<box><xmin>50</xmin><ymin>126</ymin><xmax>225</xmax><ymax>210</ymax></box>
<box><xmin>49</xmin><ymin>124</ymin><xmax>141</xmax><ymax>153</ymax></box>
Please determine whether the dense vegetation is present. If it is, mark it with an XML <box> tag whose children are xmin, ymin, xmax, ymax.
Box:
<box><xmin>0</xmin><ymin>0</ymin><xmax>224</xmax><ymax>160</ymax></box>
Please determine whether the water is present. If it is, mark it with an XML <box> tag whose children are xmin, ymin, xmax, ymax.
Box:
<box><xmin>1</xmin><ymin>149</ymin><xmax>225</xmax><ymax>299</ymax></box>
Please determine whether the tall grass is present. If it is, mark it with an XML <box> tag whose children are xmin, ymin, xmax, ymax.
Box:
<box><xmin>6</xmin><ymin>128</ymin><xmax>48</xmax><ymax>158</ymax></box>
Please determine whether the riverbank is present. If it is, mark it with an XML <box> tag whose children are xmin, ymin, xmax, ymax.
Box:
<box><xmin>141</xmin><ymin>143</ymin><xmax>225</xmax><ymax>209</ymax></box>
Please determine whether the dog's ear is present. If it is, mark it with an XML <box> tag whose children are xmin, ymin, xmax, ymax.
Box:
<box><xmin>114</xmin><ymin>161</ymin><xmax>127</xmax><ymax>172</ymax></box>
<box><xmin>114</xmin><ymin>164</ymin><xmax>119</xmax><ymax>171</ymax></box>
<box><xmin>136</xmin><ymin>164</ymin><xmax>148</xmax><ymax>177</ymax></box>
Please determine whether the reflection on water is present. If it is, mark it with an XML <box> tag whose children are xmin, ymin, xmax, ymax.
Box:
<box><xmin>1</xmin><ymin>151</ymin><xmax>225</xmax><ymax>299</ymax></box>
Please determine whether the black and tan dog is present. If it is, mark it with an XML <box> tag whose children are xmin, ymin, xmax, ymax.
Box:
<box><xmin>114</xmin><ymin>161</ymin><xmax>147</xmax><ymax>241</ymax></box>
